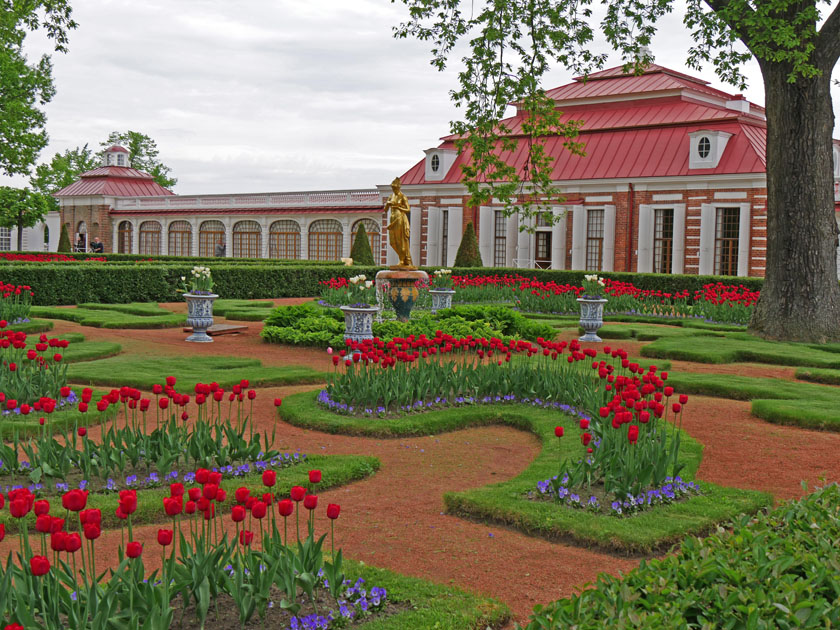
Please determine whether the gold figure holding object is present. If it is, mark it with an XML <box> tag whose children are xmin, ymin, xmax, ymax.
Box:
<box><xmin>385</xmin><ymin>177</ymin><xmax>414</xmax><ymax>268</ymax></box>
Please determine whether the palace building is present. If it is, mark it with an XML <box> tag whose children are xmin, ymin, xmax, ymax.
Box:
<box><xmin>54</xmin><ymin>64</ymin><xmax>840</xmax><ymax>277</ymax></box>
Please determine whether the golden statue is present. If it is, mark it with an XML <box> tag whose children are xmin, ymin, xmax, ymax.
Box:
<box><xmin>385</xmin><ymin>177</ymin><xmax>413</xmax><ymax>268</ymax></box>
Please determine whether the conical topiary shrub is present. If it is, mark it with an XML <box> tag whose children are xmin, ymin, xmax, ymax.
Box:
<box><xmin>453</xmin><ymin>221</ymin><xmax>483</xmax><ymax>267</ymax></box>
<box><xmin>350</xmin><ymin>225</ymin><xmax>376</xmax><ymax>266</ymax></box>
<box><xmin>57</xmin><ymin>223</ymin><xmax>72</xmax><ymax>252</ymax></box>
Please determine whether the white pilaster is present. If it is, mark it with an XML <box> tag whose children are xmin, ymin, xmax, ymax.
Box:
<box><xmin>672</xmin><ymin>204</ymin><xmax>686</xmax><ymax>274</ymax></box>
<box><xmin>409</xmin><ymin>206</ymin><xmax>421</xmax><ymax>265</ymax></box>
<box><xmin>426</xmin><ymin>207</ymin><xmax>441</xmax><ymax>266</ymax></box>
<box><xmin>737</xmin><ymin>203</ymin><xmax>751</xmax><ymax>276</ymax></box>
<box><xmin>698</xmin><ymin>204</ymin><xmax>715</xmax><ymax>275</ymax></box>
<box><xmin>478</xmin><ymin>206</ymin><xmax>493</xmax><ymax>265</ymax></box>
<box><xmin>446</xmin><ymin>207</ymin><xmax>463</xmax><ymax>266</ymax></box>
<box><xmin>551</xmin><ymin>209</ymin><xmax>567</xmax><ymax>270</ymax></box>
<box><xmin>570</xmin><ymin>206</ymin><xmax>586</xmax><ymax>270</ymax></box>
<box><xmin>637</xmin><ymin>204</ymin><xmax>654</xmax><ymax>273</ymax></box>
<box><xmin>602</xmin><ymin>205</ymin><xmax>616</xmax><ymax>271</ymax></box>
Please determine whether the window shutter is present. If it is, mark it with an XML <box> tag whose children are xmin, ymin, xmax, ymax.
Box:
<box><xmin>637</xmin><ymin>205</ymin><xmax>654</xmax><ymax>273</ymax></box>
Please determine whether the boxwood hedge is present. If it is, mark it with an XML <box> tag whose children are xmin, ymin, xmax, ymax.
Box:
<box><xmin>0</xmin><ymin>258</ymin><xmax>767</xmax><ymax>306</ymax></box>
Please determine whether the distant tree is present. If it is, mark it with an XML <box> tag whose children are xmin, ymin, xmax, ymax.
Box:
<box><xmin>101</xmin><ymin>131</ymin><xmax>177</xmax><ymax>189</ymax></box>
<box><xmin>57</xmin><ymin>222</ymin><xmax>71</xmax><ymax>252</ymax></box>
<box><xmin>30</xmin><ymin>144</ymin><xmax>99</xmax><ymax>195</ymax></box>
<box><xmin>0</xmin><ymin>1</ymin><xmax>76</xmax><ymax>176</ymax></box>
<box><xmin>350</xmin><ymin>226</ymin><xmax>376</xmax><ymax>265</ymax></box>
<box><xmin>454</xmin><ymin>222</ymin><xmax>483</xmax><ymax>267</ymax></box>
<box><xmin>0</xmin><ymin>187</ymin><xmax>55</xmax><ymax>250</ymax></box>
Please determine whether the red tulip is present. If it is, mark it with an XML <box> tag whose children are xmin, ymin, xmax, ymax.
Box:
<box><xmin>290</xmin><ymin>486</ymin><xmax>306</xmax><ymax>502</ymax></box>
<box><xmin>672</xmin><ymin>403</ymin><xmax>682</xmax><ymax>413</ymax></box>
<box><xmin>163</xmin><ymin>497</ymin><xmax>182</xmax><ymax>516</ymax></box>
<box><xmin>679</xmin><ymin>394</ymin><xmax>688</xmax><ymax>405</ymax></box>
<box><xmin>77</xmin><ymin>427</ymin><xmax>87</xmax><ymax>437</ymax></box>
<box><xmin>78</xmin><ymin>402</ymin><xmax>88</xmax><ymax>413</ymax></box>
<box><xmin>274</xmin><ymin>398</ymin><xmax>282</xmax><ymax>407</ymax></box>
<box><xmin>157</xmin><ymin>529</ymin><xmax>173</xmax><ymax>546</ymax></box>
<box><xmin>170</xmin><ymin>483</ymin><xmax>185</xmax><ymax>497</ymax></box>
<box><xmin>35</xmin><ymin>514</ymin><xmax>52</xmax><ymax>533</ymax></box>
<box><xmin>185</xmin><ymin>501</ymin><xmax>197</xmax><ymax>515</ymax></box>
<box><xmin>159</xmin><ymin>398</ymin><xmax>169</xmax><ymax>410</ymax></box>
<box><xmin>239</xmin><ymin>530</ymin><xmax>254</xmax><ymax>546</ymax></box>
<box><xmin>664</xmin><ymin>386</ymin><xmax>674</xmax><ymax>396</ymax></box>
<box><xmin>188</xmin><ymin>487</ymin><xmax>201</xmax><ymax>502</ymax></box>
<box><xmin>231</xmin><ymin>505</ymin><xmax>246</xmax><ymax>522</ymax></box>
<box><xmin>0</xmin><ymin>524</ymin><xmax>5</xmax><ymax>543</ymax></box>
<box><xmin>83</xmin><ymin>523</ymin><xmax>101</xmax><ymax>540</ymax></box>
<box><xmin>579</xmin><ymin>418</ymin><xmax>589</xmax><ymax>430</ymax></box>
<box><xmin>80</xmin><ymin>508</ymin><xmax>101</xmax><ymax>526</ymax></box>
<box><xmin>65</xmin><ymin>533</ymin><xmax>82</xmax><ymax>553</ymax></box>
<box><xmin>202</xmin><ymin>484</ymin><xmax>218</xmax><ymax>500</ymax></box>
<box><xmin>304</xmin><ymin>494</ymin><xmax>318</xmax><ymax>511</ymax></box>
<box><xmin>628</xmin><ymin>425</ymin><xmax>640</xmax><ymax>444</ymax></box>
<box><xmin>278</xmin><ymin>499</ymin><xmax>294</xmax><ymax>517</ymax></box>
<box><xmin>251</xmin><ymin>501</ymin><xmax>268</xmax><ymax>519</ymax></box>
<box><xmin>165</xmin><ymin>376</ymin><xmax>176</xmax><ymax>387</ymax></box>
<box><xmin>581</xmin><ymin>432</ymin><xmax>592</xmax><ymax>446</ymax></box>
<box><xmin>309</xmin><ymin>470</ymin><xmax>322</xmax><ymax>484</ymax></box>
<box><xmin>554</xmin><ymin>426</ymin><xmax>564</xmax><ymax>438</ymax></box>
<box><xmin>126</xmin><ymin>541</ymin><xmax>143</xmax><ymax>559</ymax></box>
<box><xmin>247</xmin><ymin>390</ymin><xmax>256</xmax><ymax>400</ymax></box>
<box><xmin>208</xmin><ymin>471</ymin><xmax>222</xmax><ymax>485</ymax></box>
<box><xmin>326</xmin><ymin>504</ymin><xmax>340</xmax><ymax>520</ymax></box>
<box><xmin>118</xmin><ymin>490</ymin><xmax>137</xmax><ymax>515</ymax></box>
<box><xmin>29</xmin><ymin>555</ymin><xmax>50</xmax><ymax>576</ymax></box>
<box><xmin>262</xmin><ymin>470</ymin><xmax>276</xmax><ymax>487</ymax></box>
<box><xmin>50</xmin><ymin>531</ymin><xmax>67</xmax><ymax>552</ymax></box>
<box><xmin>33</xmin><ymin>499</ymin><xmax>50</xmax><ymax>516</ymax></box>
<box><xmin>62</xmin><ymin>489</ymin><xmax>88</xmax><ymax>512</ymax></box>
<box><xmin>235</xmin><ymin>487</ymin><xmax>250</xmax><ymax>504</ymax></box>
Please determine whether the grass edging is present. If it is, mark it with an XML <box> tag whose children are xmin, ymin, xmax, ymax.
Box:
<box><xmin>0</xmin><ymin>454</ymin><xmax>380</xmax><ymax>534</ymax></box>
<box><xmin>9</xmin><ymin>319</ymin><xmax>54</xmax><ymax>333</ymax></box>
<box><xmin>280</xmin><ymin>391</ymin><xmax>771</xmax><ymax>553</ymax></box>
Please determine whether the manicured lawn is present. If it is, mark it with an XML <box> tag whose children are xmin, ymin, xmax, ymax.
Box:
<box><xmin>25</xmin><ymin>331</ymin><xmax>122</xmax><ymax>363</ymax></box>
<box><xmin>67</xmin><ymin>355</ymin><xmax>325</xmax><ymax>390</ymax></box>
<box><xmin>9</xmin><ymin>318</ymin><xmax>54</xmax><ymax>333</ymax></box>
<box><xmin>642</xmin><ymin>332</ymin><xmax>840</xmax><ymax>367</ymax></box>
<box><xmin>213</xmin><ymin>299</ymin><xmax>276</xmax><ymax>321</ymax></box>
<box><xmin>280</xmin><ymin>391</ymin><xmax>771</xmax><ymax>553</ymax></box>
<box><xmin>31</xmin><ymin>303</ymin><xmax>186</xmax><ymax>328</ymax></box>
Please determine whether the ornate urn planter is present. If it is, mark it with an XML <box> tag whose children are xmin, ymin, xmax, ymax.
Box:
<box><xmin>340</xmin><ymin>305</ymin><xmax>379</xmax><ymax>342</ymax></box>
<box><xmin>376</xmin><ymin>269</ymin><xmax>429</xmax><ymax>322</ymax></box>
<box><xmin>184</xmin><ymin>293</ymin><xmax>218</xmax><ymax>343</ymax></box>
<box><xmin>577</xmin><ymin>297</ymin><xmax>608</xmax><ymax>343</ymax></box>
<box><xmin>429</xmin><ymin>288</ymin><xmax>456</xmax><ymax>313</ymax></box>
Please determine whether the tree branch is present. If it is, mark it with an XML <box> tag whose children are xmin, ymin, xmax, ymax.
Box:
<box><xmin>701</xmin><ymin>0</ymin><xmax>754</xmax><ymax>51</ymax></box>
<box><xmin>817</xmin><ymin>3</ymin><xmax>840</xmax><ymax>66</ymax></box>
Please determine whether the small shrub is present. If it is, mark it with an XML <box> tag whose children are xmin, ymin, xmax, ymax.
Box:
<box><xmin>350</xmin><ymin>226</ymin><xmax>375</xmax><ymax>266</ymax></box>
<box><xmin>57</xmin><ymin>224</ymin><xmax>71</xmax><ymax>252</ymax></box>
<box><xmin>453</xmin><ymin>222</ymin><xmax>483</xmax><ymax>267</ymax></box>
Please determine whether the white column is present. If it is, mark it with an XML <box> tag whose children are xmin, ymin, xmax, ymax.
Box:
<box><xmin>637</xmin><ymin>204</ymin><xmax>654</xmax><ymax>273</ymax></box>
<box><xmin>551</xmin><ymin>208</ymin><xmax>566</xmax><ymax>269</ymax></box>
<box><xmin>478</xmin><ymin>206</ymin><xmax>493</xmax><ymax>265</ymax></box>
<box><xmin>160</xmin><ymin>220</ymin><xmax>169</xmax><ymax>256</ymax></box>
<box><xmin>224</xmin><ymin>218</ymin><xmax>233</xmax><ymax>258</ymax></box>
<box><xmin>111</xmin><ymin>222</ymin><xmax>119</xmax><ymax>254</ymax></box>
<box><xmin>446</xmin><ymin>207</ymin><xmax>463</xmax><ymax>265</ymax></box>
<box><xmin>601</xmin><ymin>205</ymin><xmax>616</xmax><ymax>271</ymax></box>
<box><xmin>409</xmin><ymin>206</ymin><xmax>421</xmax><ymax>265</ymax></box>
<box><xmin>341</xmin><ymin>218</ymin><xmax>351</xmax><ymax>259</ymax></box>
<box><xmin>505</xmin><ymin>210</ymin><xmax>518</xmax><ymax>267</ymax></box>
<box><xmin>672</xmin><ymin>204</ymin><xmax>686</xmax><ymax>274</ymax></box>
<box><xmin>570</xmin><ymin>205</ymin><xmax>586</xmax><ymax>270</ymax></box>
<box><xmin>131</xmin><ymin>220</ymin><xmax>139</xmax><ymax>254</ymax></box>
<box><xmin>698</xmin><ymin>204</ymin><xmax>715</xmax><ymax>275</ymax></box>
<box><xmin>516</xmin><ymin>212</ymin><xmax>532</xmax><ymax>267</ymax></box>
<box><xmin>190</xmin><ymin>220</ymin><xmax>199</xmax><ymax>256</ymax></box>
<box><xmin>260</xmin><ymin>218</ymin><xmax>270</xmax><ymax>259</ymax></box>
<box><xmin>737</xmin><ymin>203</ymin><xmax>751</xmax><ymax>276</ymax></box>
<box><xmin>425</xmin><ymin>207</ymin><xmax>440</xmax><ymax>266</ymax></box>
<box><xmin>300</xmin><ymin>218</ymin><xmax>309</xmax><ymax>260</ymax></box>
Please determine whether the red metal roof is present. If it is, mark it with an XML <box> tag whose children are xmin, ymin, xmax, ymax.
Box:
<box><xmin>55</xmin><ymin>166</ymin><xmax>174</xmax><ymax>197</ymax></box>
<box><xmin>109</xmin><ymin>206</ymin><xmax>382</xmax><ymax>216</ymax></box>
<box><xmin>402</xmin><ymin>121</ymin><xmax>767</xmax><ymax>185</ymax></box>
<box><xmin>545</xmin><ymin>70</ymin><xmax>738</xmax><ymax>103</ymax></box>
<box><xmin>105</xmin><ymin>145</ymin><xmax>129</xmax><ymax>153</ymax></box>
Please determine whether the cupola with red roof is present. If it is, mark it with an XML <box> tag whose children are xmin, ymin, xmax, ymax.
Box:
<box><xmin>55</xmin><ymin>146</ymin><xmax>174</xmax><ymax>197</ymax></box>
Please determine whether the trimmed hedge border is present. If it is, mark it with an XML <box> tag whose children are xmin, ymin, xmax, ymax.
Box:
<box><xmin>0</xmin><ymin>261</ymin><xmax>769</xmax><ymax>306</ymax></box>
<box><xmin>279</xmin><ymin>390</ymin><xmax>770</xmax><ymax>553</ymax></box>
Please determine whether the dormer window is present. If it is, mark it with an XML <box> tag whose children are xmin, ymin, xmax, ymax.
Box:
<box><xmin>688</xmin><ymin>130</ymin><xmax>733</xmax><ymax>169</ymax></box>
<box><xmin>423</xmin><ymin>148</ymin><xmax>458</xmax><ymax>181</ymax></box>
<box><xmin>117</xmin><ymin>154</ymin><xmax>125</xmax><ymax>166</ymax></box>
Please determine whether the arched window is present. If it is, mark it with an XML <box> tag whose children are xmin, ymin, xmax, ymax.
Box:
<box><xmin>76</xmin><ymin>221</ymin><xmax>87</xmax><ymax>252</ymax></box>
<box><xmin>199</xmin><ymin>220</ymin><xmax>225</xmax><ymax>257</ymax></box>
<box><xmin>233</xmin><ymin>220</ymin><xmax>262</xmax><ymax>258</ymax></box>
<box><xmin>351</xmin><ymin>218</ymin><xmax>380</xmax><ymax>261</ymax></box>
<box><xmin>117</xmin><ymin>221</ymin><xmax>133</xmax><ymax>254</ymax></box>
<box><xmin>43</xmin><ymin>225</ymin><xmax>50</xmax><ymax>252</ymax></box>
<box><xmin>168</xmin><ymin>221</ymin><xmax>192</xmax><ymax>257</ymax></box>
<box><xmin>138</xmin><ymin>221</ymin><xmax>162</xmax><ymax>256</ymax></box>
<box><xmin>308</xmin><ymin>219</ymin><xmax>343</xmax><ymax>261</ymax></box>
<box><xmin>268</xmin><ymin>220</ymin><xmax>301</xmax><ymax>259</ymax></box>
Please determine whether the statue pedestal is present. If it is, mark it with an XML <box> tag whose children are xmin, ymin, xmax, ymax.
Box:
<box><xmin>376</xmin><ymin>269</ymin><xmax>429</xmax><ymax>322</ymax></box>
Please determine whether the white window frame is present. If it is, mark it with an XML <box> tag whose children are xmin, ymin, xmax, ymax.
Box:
<box><xmin>570</xmin><ymin>205</ymin><xmax>615</xmax><ymax>271</ymax></box>
<box><xmin>698</xmin><ymin>202</ymin><xmax>751</xmax><ymax>276</ymax></box>
<box><xmin>637</xmin><ymin>204</ymin><xmax>686</xmax><ymax>274</ymax></box>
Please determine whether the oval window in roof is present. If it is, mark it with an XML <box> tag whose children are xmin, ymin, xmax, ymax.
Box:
<box><xmin>698</xmin><ymin>136</ymin><xmax>711</xmax><ymax>159</ymax></box>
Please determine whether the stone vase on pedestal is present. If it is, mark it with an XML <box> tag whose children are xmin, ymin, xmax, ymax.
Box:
<box><xmin>429</xmin><ymin>288</ymin><xmax>456</xmax><ymax>313</ymax></box>
<box><xmin>577</xmin><ymin>296</ymin><xmax>608</xmax><ymax>342</ymax></box>
<box><xmin>184</xmin><ymin>293</ymin><xmax>218</xmax><ymax>343</ymax></box>
<box><xmin>376</xmin><ymin>269</ymin><xmax>429</xmax><ymax>322</ymax></box>
<box><xmin>340</xmin><ymin>305</ymin><xmax>379</xmax><ymax>342</ymax></box>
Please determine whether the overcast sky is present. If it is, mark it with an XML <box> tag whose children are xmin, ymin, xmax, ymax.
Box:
<box><xmin>5</xmin><ymin>0</ymin><xmax>840</xmax><ymax>195</ymax></box>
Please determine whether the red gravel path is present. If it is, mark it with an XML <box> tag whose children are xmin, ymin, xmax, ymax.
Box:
<box><xmin>5</xmin><ymin>305</ymin><xmax>840</xmax><ymax>626</ymax></box>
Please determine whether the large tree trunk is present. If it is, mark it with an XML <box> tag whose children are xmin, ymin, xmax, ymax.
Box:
<box><xmin>749</xmin><ymin>64</ymin><xmax>840</xmax><ymax>343</ymax></box>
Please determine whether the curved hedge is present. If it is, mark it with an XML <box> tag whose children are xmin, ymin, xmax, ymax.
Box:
<box><xmin>0</xmin><ymin>259</ymin><xmax>768</xmax><ymax>306</ymax></box>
